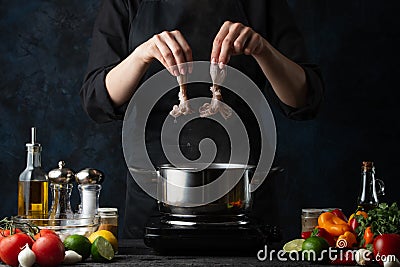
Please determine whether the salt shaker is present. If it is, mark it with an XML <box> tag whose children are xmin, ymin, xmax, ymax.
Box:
<box><xmin>48</xmin><ymin>161</ymin><xmax>75</xmax><ymax>219</ymax></box>
<box><xmin>76</xmin><ymin>168</ymin><xmax>104</xmax><ymax>216</ymax></box>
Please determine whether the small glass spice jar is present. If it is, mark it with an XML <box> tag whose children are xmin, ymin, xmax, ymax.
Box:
<box><xmin>301</xmin><ymin>208</ymin><xmax>324</xmax><ymax>233</ymax></box>
<box><xmin>98</xmin><ymin>207</ymin><xmax>118</xmax><ymax>238</ymax></box>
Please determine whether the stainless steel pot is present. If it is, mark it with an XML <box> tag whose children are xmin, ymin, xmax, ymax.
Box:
<box><xmin>157</xmin><ymin>163</ymin><xmax>255</xmax><ymax>225</ymax></box>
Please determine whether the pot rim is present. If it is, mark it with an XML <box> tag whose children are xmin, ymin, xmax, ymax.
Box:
<box><xmin>158</xmin><ymin>163</ymin><xmax>255</xmax><ymax>171</ymax></box>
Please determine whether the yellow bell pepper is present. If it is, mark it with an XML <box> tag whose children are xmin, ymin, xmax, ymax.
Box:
<box><xmin>318</xmin><ymin>212</ymin><xmax>352</xmax><ymax>236</ymax></box>
<box><xmin>348</xmin><ymin>210</ymin><xmax>368</xmax><ymax>223</ymax></box>
<box><xmin>336</xmin><ymin>231</ymin><xmax>357</xmax><ymax>248</ymax></box>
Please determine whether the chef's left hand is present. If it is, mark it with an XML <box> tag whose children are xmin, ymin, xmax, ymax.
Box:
<box><xmin>211</xmin><ymin>21</ymin><xmax>266</xmax><ymax>67</ymax></box>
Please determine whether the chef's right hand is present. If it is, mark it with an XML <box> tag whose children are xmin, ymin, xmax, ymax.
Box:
<box><xmin>135</xmin><ymin>30</ymin><xmax>193</xmax><ymax>76</ymax></box>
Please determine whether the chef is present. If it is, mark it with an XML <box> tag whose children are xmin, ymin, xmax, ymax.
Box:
<box><xmin>80</xmin><ymin>0</ymin><xmax>324</xmax><ymax>238</ymax></box>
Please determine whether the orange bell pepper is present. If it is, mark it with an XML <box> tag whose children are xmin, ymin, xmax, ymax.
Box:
<box><xmin>336</xmin><ymin>231</ymin><xmax>357</xmax><ymax>248</ymax></box>
<box><xmin>318</xmin><ymin>212</ymin><xmax>351</xmax><ymax>236</ymax></box>
<box><xmin>363</xmin><ymin>226</ymin><xmax>374</xmax><ymax>247</ymax></box>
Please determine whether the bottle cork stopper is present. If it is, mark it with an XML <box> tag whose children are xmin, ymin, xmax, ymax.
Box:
<box><xmin>362</xmin><ymin>161</ymin><xmax>374</xmax><ymax>171</ymax></box>
<box><xmin>362</xmin><ymin>161</ymin><xmax>373</xmax><ymax>167</ymax></box>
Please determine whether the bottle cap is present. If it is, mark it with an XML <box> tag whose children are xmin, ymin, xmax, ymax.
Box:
<box><xmin>48</xmin><ymin>161</ymin><xmax>75</xmax><ymax>184</ymax></box>
<box><xmin>76</xmin><ymin>168</ymin><xmax>104</xmax><ymax>184</ymax></box>
<box><xmin>98</xmin><ymin>207</ymin><xmax>118</xmax><ymax>216</ymax></box>
<box><xmin>26</xmin><ymin>127</ymin><xmax>41</xmax><ymax>152</ymax></box>
<box><xmin>301</xmin><ymin>208</ymin><xmax>325</xmax><ymax>217</ymax></box>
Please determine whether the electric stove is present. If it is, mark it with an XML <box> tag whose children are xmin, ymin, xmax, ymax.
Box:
<box><xmin>144</xmin><ymin>214</ymin><xmax>282</xmax><ymax>255</ymax></box>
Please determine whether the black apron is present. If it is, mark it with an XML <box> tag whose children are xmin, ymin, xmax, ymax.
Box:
<box><xmin>123</xmin><ymin>0</ymin><xmax>268</xmax><ymax>238</ymax></box>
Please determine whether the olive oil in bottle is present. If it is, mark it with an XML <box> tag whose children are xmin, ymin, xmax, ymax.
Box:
<box><xmin>17</xmin><ymin>127</ymin><xmax>49</xmax><ymax>218</ymax></box>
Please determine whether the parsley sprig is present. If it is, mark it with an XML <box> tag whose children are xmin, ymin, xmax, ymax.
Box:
<box><xmin>356</xmin><ymin>202</ymin><xmax>400</xmax><ymax>243</ymax></box>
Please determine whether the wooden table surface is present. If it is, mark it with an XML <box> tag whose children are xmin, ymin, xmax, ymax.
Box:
<box><xmin>0</xmin><ymin>239</ymin><xmax>365</xmax><ymax>266</ymax></box>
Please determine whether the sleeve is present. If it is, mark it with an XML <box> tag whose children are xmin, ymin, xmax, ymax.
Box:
<box><xmin>244</xmin><ymin>0</ymin><xmax>324</xmax><ymax>120</ymax></box>
<box><xmin>265</xmin><ymin>0</ymin><xmax>324</xmax><ymax>120</ymax></box>
<box><xmin>80</xmin><ymin>0</ymin><xmax>139</xmax><ymax>123</ymax></box>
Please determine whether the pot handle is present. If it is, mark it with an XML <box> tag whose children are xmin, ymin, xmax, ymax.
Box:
<box><xmin>249</xmin><ymin>166</ymin><xmax>284</xmax><ymax>192</ymax></box>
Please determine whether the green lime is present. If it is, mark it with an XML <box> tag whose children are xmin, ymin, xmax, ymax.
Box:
<box><xmin>91</xmin><ymin>236</ymin><xmax>115</xmax><ymax>262</ymax></box>
<box><xmin>63</xmin><ymin>234</ymin><xmax>92</xmax><ymax>260</ymax></box>
<box><xmin>283</xmin><ymin>239</ymin><xmax>305</xmax><ymax>252</ymax></box>
<box><xmin>88</xmin><ymin>229</ymin><xmax>118</xmax><ymax>253</ymax></box>
<box><xmin>301</xmin><ymin>236</ymin><xmax>329</xmax><ymax>261</ymax></box>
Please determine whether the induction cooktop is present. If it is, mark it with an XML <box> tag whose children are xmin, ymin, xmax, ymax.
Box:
<box><xmin>144</xmin><ymin>215</ymin><xmax>282</xmax><ymax>255</ymax></box>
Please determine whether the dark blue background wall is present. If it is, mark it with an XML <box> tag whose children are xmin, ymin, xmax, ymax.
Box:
<box><xmin>1</xmin><ymin>0</ymin><xmax>399</xmax><ymax>240</ymax></box>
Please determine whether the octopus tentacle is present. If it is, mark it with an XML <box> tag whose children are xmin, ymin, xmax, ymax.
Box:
<box><xmin>199</xmin><ymin>63</ymin><xmax>232</xmax><ymax>120</ymax></box>
<box><xmin>170</xmin><ymin>74</ymin><xmax>194</xmax><ymax>118</ymax></box>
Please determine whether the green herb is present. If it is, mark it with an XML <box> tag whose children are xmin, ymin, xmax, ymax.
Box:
<box><xmin>356</xmin><ymin>202</ymin><xmax>400</xmax><ymax>243</ymax></box>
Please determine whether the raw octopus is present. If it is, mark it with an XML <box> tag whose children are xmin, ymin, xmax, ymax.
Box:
<box><xmin>170</xmin><ymin>74</ymin><xmax>194</xmax><ymax>118</ymax></box>
<box><xmin>169</xmin><ymin>62</ymin><xmax>232</xmax><ymax>120</ymax></box>
<box><xmin>199</xmin><ymin>62</ymin><xmax>232</xmax><ymax>120</ymax></box>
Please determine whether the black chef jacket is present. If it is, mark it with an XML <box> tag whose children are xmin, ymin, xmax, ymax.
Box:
<box><xmin>80</xmin><ymin>0</ymin><xmax>324</xmax><ymax>238</ymax></box>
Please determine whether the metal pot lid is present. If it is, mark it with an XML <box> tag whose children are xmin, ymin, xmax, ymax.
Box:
<box><xmin>75</xmin><ymin>168</ymin><xmax>104</xmax><ymax>184</ymax></box>
<box><xmin>48</xmin><ymin>161</ymin><xmax>75</xmax><ymax>184</ymax></box>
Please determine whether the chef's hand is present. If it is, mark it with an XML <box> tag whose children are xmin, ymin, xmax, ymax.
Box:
<box><xmin>136</xmin><ymin>30</ymin><xmax>193</xmax><ymax>76</ymax></box>
<box><xmin>211</xmin><ymin>21</ymin><xmax>265</xmax><ymax>67</ymax></box>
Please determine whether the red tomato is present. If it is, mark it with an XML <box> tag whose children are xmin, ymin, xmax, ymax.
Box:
<box><xmin>32</xmin><ymin>234</ymin><xmax>65</xmax><ymax>267</ymax></box>
<box><xmin>0</xmin><ymin>229</ymin><xmax>25</xmax><ymax>263</ymax></box>
<box><xmin>0</xmin><ymin>233</ymin><xmax>34</xmax><ymax>267</ymax></box>
<box><xmin>34</xmin><ymin>229</ymin><xmax>59</xmax><ymax>241</ymax></box>
<box><xmin>0</xmin><ymin>229</ymin><xmax>23</xmax><ymax>242</ymax></box>
<box><xmin>373</xmin><ymin>234</ymin><xmax>400</xmax><ymax>265</ymax></box>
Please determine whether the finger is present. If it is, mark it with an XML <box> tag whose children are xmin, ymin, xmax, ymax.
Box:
<box><xmin>243</xmin><ymin>33</ymin><xmax>263</xmax><ymax>55</ymax></box>
<box><xmin>218</xmin><ymin>23</ymin><xmax>243</xmax><ymax>65</ymax></box>
<box><xmin>147</xmin><ymin>39</ymin><xmax>170</xmax><ymax>73</ymax></box>
<box><xmin>233</xmin><ymin>26</ymin><xmax>253</xmax><ymax>54</ymax></box>
<box><xmin>187</xmin><ymin>59</ymin><xmax>194</xmax><ymax>74</ymax></box>
<box><xmin>211</xmin><ymin>21</ymin><xmax>231</xmax><ymax>64</ymax></box>
<box><xmin>160</xmin><ymin>31</ymin><xmax>188</xmax><ymax>75</ymax></box>
<box><xmin>152</xmin><ymin>45</ymin><xmax>168</xmax><ymax>69</ymax></box>
<box><xmin>152</xmin><ymin>33</ymin><xmax>179</xmax><ymax>76</ymax></box>
<box><xmin>172</xmin><ymin>30</ymin><xmax>193</xmax><ymax>74</ymax></box>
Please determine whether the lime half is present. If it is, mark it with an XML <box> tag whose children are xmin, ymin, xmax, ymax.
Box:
<box><xmin>283</xmin><ymin>239</ymin><xmax>305</xmax><ymax>253</ymax></box>
<box><xmin>91</xmin><ymin>236</ymin><xmax>115</xmax><ymax>262</ymax></box>
<box><xmin>88</xmin><ymin>230</ymin><xmax>118</xmax><ymax>253</ymax></box>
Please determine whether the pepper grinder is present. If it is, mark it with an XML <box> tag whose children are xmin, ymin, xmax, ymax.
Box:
<box><xmin>48</xmin><ymin>161</ymin><xmax>75</xmax><ymax>219</ymax></box>
<box><xmin>76</xmin><ymin>168</ymin><xmax>104</xmax><ymax>216</ymax></box>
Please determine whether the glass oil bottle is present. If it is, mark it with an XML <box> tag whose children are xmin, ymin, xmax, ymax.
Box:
<box><xmin>357</xmin><ymin>161</ymin><xmax>385</xmax><ymax>212</ymax></box>
<box><xmin>18</xmin><ymin>127</ymin><xmax>49</xmax><ymax>218</ymax></box>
